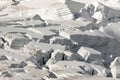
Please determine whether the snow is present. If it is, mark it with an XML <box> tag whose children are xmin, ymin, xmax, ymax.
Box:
<box><xmin>0</xmin><ymin>0</ymin><xmax>120</xmax><ymax>79</ymax></box>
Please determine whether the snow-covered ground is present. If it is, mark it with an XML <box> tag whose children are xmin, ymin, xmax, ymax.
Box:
<box><xmin>0</xmin><ymin>0</ymin><xmax>120</xmax><ymax>80</ymax></box>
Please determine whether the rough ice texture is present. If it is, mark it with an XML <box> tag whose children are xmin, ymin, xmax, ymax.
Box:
<box><xmin>0</xmin><ymin>0</ymin><xmax>120</xmax><ymax>80</ymax></box>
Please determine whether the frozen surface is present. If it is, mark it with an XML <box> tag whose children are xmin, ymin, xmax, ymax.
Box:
<box><xmin>0</xmin><ymin>0</ymin><xmax>120</xmax><ymax>80</ymax></box>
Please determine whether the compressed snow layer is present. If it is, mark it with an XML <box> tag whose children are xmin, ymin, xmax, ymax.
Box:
<box><xmin>0</xmin><ymin>0</ymin><xmax>120</xmax><ymax>79</ymax></box>
<box><xmin>20</xmin><ymin>0</ymin><xmax>65</xmax><ymax>9</ymax></box>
